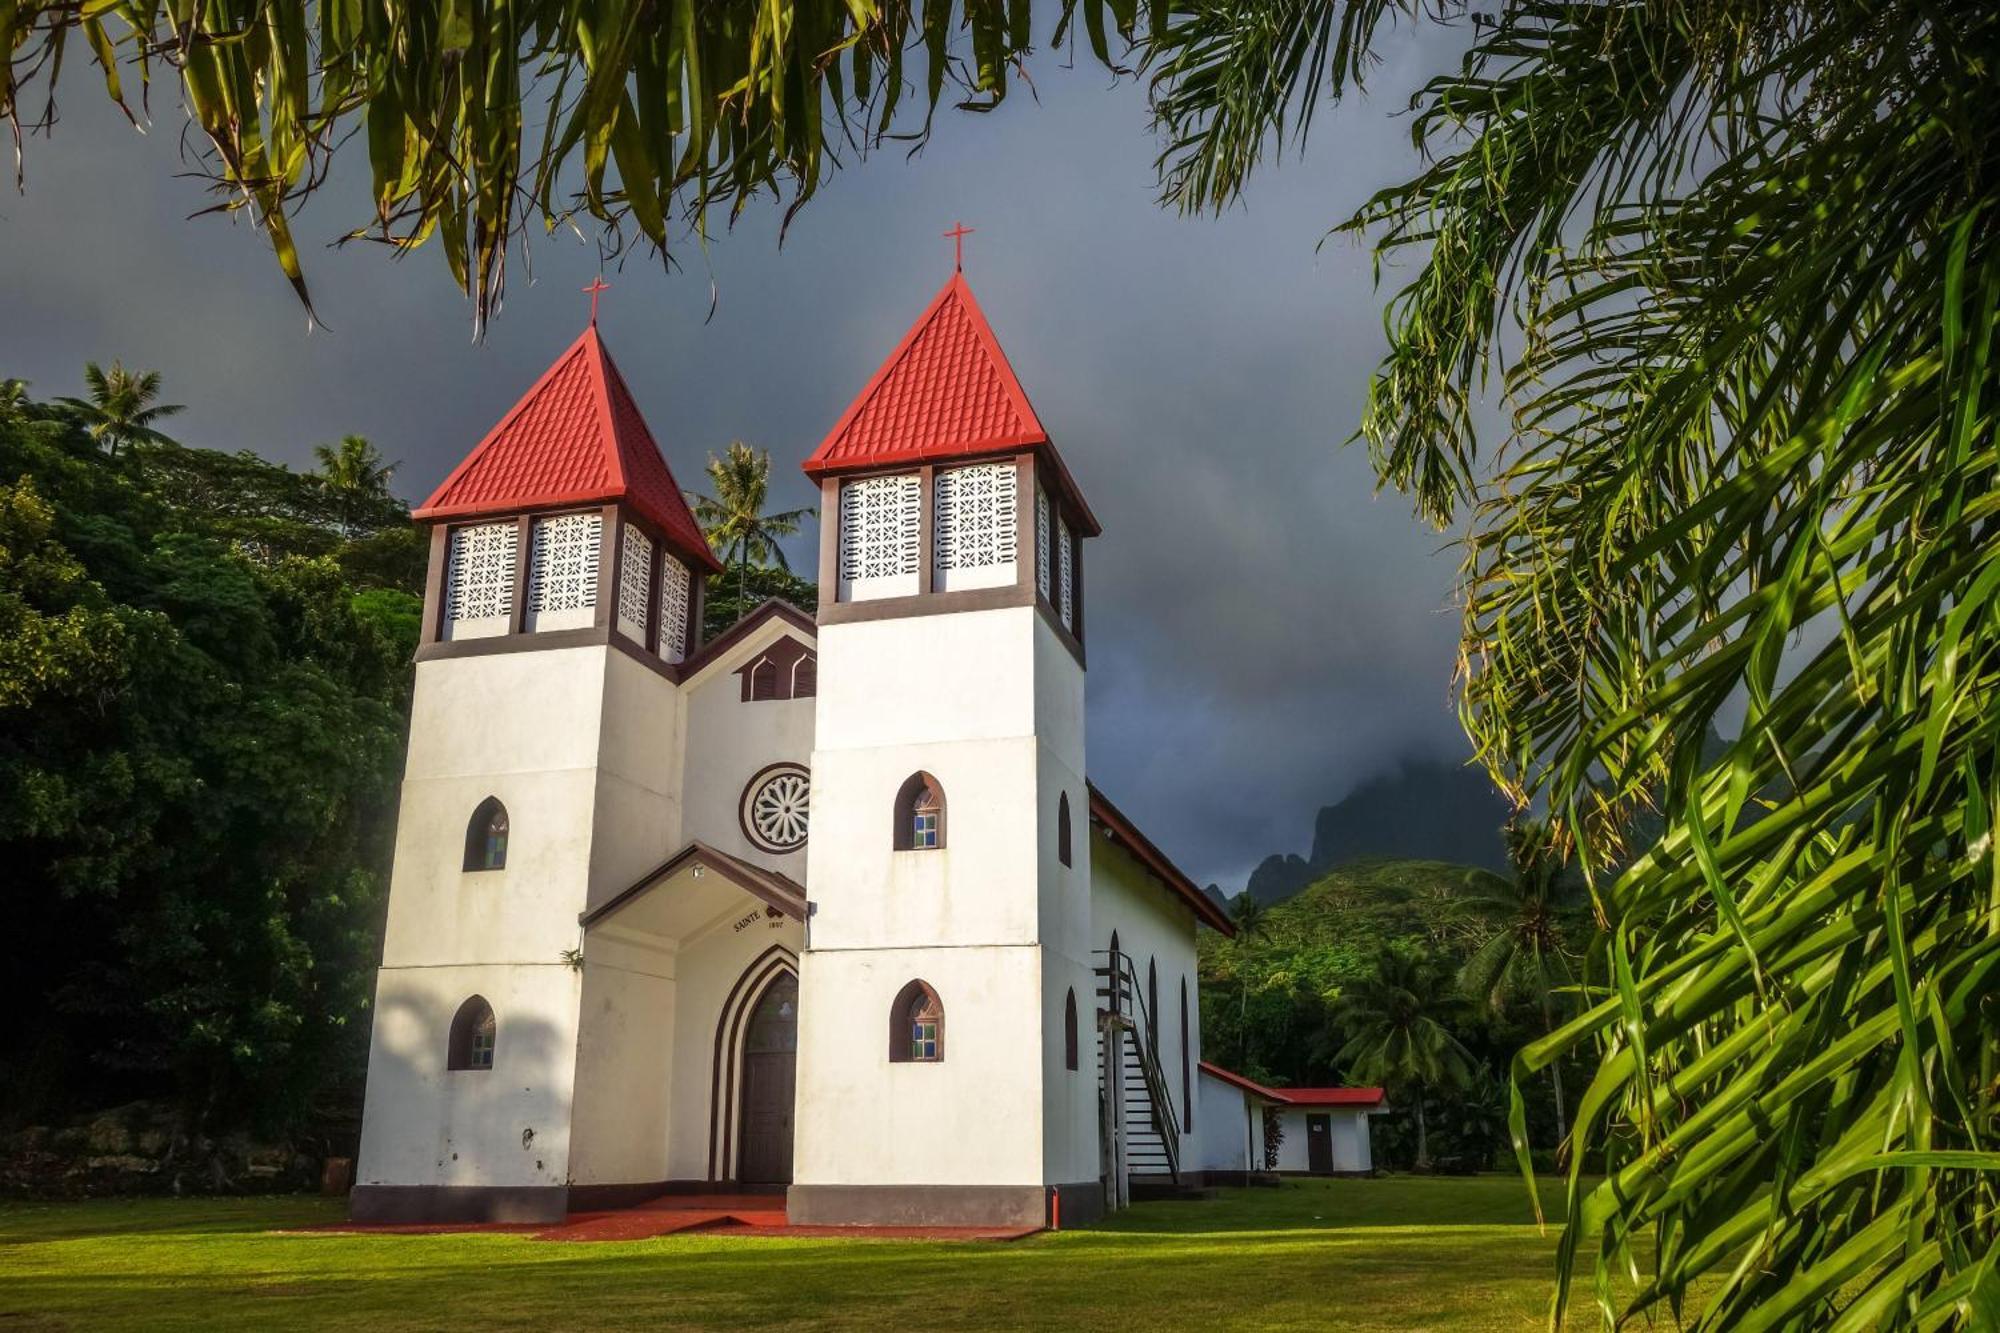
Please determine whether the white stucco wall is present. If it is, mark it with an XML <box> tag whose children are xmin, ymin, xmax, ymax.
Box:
<box><xmin>1270</xmin><ymin>1107</ymin><xmax>1377</xmax><ymax>1173</ymax></box>
<box><xmin>361</xmin><ymin>642</ymin><xmax>687</xmax><ymax>1196</ymax></box>
<box><xmin>1195</xmin><ymin>1072</ymin><xmax>1261</xmax><ymax>1174</ymax></box>
<box><xmin>1089</xmin><ymin>829</ymin><xmax>1203</xmax><ymax>1166</ymax></box>
<box><xmin>792</xmin><ymin>945</ymin><xmax>1046</xmax><ymax>1186</ymax></box>
<box><xmin>357</xmin><ymin>963</ymin><xmax>580</xmax><ymax>1190</ymax></box>
<box><xmin>663</xmin><ymin>910</ymin><xmax>801</xmax><ymax>1183</ymax></box>
<box><xmin>567</xmin><ymin>934</ymin><xmax>676</xmax><ymax>1187</ymax></box>
<box><xmin>796</xmin><ymin>609</ymin><xmax>1085</xmax><ymax>1194</ymax></box>
<box><xmin>678</xmin><ymin>617</ymin><xmax>816</xmax><ymax>881</ymax></box>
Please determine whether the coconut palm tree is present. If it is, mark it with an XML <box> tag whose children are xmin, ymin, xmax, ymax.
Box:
<box><xmin>1332</xmin><ymin>949</ymin><xmax>1475</xmax><ymax>1172</ymax></box>
<box><xmin>1230</xmin><ymin>891</ymin><xmax>1269</xmax><ymax>1027</ymax></box>
<box><xmin>689</xmin><ymin>442</ymin><xmax>813</xmax><ymax>612</ymax></box>
<box><xmin>311</xmin><ymin>434</ymin><xmax>399</xmax><ymax>536</ymax></box>
<box><xmin>59</xmin><ymin>362</ymin><xmax>182</xmax><ymax>457</ymax></box>
<box><xmin>1457</xmin><ymin>820</ymin><xmax>1579</xmax><ymax>1148</ymax></box>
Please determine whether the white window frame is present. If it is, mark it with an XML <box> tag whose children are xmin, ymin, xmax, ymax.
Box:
<box><xmin>932</xmin><ymin>461</ymin><xmax>1018</xmax><ymax>592</ymax></box>
<box><xmin>836</xmin><ymin>473</ymin><xmax>922</xmax><ymax>602</ymax></box>
<box><xmin>442</xmin><ymin>521</ymin><xmax>519</xmax><ymax>641</ymax></box>
<box><xmin>525</xmin><ymin>511</ymin><xmax>603</xmax><ymax>633</ymax></box>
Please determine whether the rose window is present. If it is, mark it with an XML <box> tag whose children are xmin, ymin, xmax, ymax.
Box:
<box><xmin>741</xmin><ymin>764</ymin><xmax>810</xmax><ymax>853</ymax></box>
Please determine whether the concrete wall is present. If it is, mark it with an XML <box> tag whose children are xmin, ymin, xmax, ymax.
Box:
<box><xmin>1089</xmin><ymin>829</ymin><xmax>1203</xmax><ymax>1165</ymax></box>
<box><xmin>1195</xmin><ymin>1073</ymin><xmax>1261</xmax><ymax>1174</ymax></box>
<box><xmin>795</xmin><ymin>608</ymin><xmax>1081</xmax><ymax>1205</ymax></box>
<box><xmin>357</xmin><ymin>963</ymin><xmax>580</xmax><ymax>1192</ymax></box>
<box><xmin>359</xmin><ymin>642</ymin><xmax>686</xmax><ymax>1200</ymax></box>
<box><xmin>1270</xmin><ymin>1107</ymin><xmax>1376</xmax><ymax>1173</ymax></box>
<box><xmin>679</xmin><ymin>617</ymin><xmax>816</xmax><ymax>882</ymax></box>
<box><xmin>793</xmin><ymin>945</ymin><xmax>1045</xmax><ymax>1186</ymax></box>
<box><xmin>664</xmin><ymin>915</ymin><xmax>801</xmax><ymax>1183</ymax></box>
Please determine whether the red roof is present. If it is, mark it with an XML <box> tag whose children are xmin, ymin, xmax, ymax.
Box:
<box><xmin>1198</xmin><ymin>1061</ymin><xmax>1386</xmax><ymax>1109</ymax></box>
<box><xmin>415</xmin><ymin>325</ymin><xmax>721</xmax><ymax>573</ymax></box>
<box><xmin>1087</xmin><ymin>783</ymin><xmax>1236</xmax><ymax>935</ymax></box>
<box><xmin>803</xmin><ymin>273</ymin><xmax>1100</xmax><ymax>534</ymax></box>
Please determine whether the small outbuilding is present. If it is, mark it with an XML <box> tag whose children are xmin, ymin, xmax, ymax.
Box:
<box><xmin>1196</xmin><ymin>1061</ymin><xmax>1388</xmax><ymax>1178</ymax></box>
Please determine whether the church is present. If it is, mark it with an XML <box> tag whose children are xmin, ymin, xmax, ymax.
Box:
<box><xmin>351</xmin><ymin>261</ymin><xmax>1267</xmax><ymax>1230</ymax></box>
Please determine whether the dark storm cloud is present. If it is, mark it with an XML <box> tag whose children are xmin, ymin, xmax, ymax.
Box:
<box><xmin>1</xmin><ymin>24</ymin><xmax>1475</xmax><ymax>889</ymax></box>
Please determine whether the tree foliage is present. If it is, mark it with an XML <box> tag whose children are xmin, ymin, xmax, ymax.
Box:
<box><xmin>0</xmin><ymin>379</ymin><xmax>419</xmax><ymax>1134</ymax></box>
<box><xmin>1140</xmin><ymin>1</ymin><xmax>2000</xmax><ymax>1325</ymax></box>
<box><xmin>3</xmin><ymin>0</ymin><xmax>1117</xmax><ymax>328</ymax></box>
<box><xmin>689</xmin><ymin>441</ymin><xmax>814</xmax><ymax>614</ymax></box>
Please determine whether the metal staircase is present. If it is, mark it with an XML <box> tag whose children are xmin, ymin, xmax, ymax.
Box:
<box><xmin>1093</xmin><ymin>948</ymin><xmax>1180</xmax><ymax>1211</ymax></box>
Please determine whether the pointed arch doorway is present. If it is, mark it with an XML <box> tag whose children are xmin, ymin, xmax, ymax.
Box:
<box><xmin>736</xmin><ymin>972</ymin><xmax>798</xmax><ymax>1184</ymax></box>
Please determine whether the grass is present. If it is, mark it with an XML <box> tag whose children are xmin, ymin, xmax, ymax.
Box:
<box><xmin>0</xmin><ymin>1176</ymin><xmax>1619</xmax><ymax>1331</ymax></box>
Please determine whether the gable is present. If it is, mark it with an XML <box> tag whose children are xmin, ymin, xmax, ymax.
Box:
<box><xmin>733</xmin><ymin>634</ymin><xmax>817</xmax><ymax>701</ymax></box>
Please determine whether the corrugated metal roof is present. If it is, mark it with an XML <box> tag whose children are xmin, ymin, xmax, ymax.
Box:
<box><xmin>415</xmin><ymin>326</ymin><xmax>720</xmax><ymax>572</ymax></box>
<box><xmin>805</xmin><ymin>273</ymin><xmax>1047</xmax><ymax>477</ymax></box>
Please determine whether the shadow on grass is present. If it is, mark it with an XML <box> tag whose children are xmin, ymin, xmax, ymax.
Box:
<box><xmin>0</xmin><ymin>1220</ymin><xmax>1579</xmax><ymax>1333</ymax></box>
<box><xmin>1081</xmin><ymin>1174</ymin><xmax>1572</xmax><ymax>1236</ymax></box>
<box><xmin>0</xmin><ymin>1196</ymin><xmax>344</xmax><ymax>1245</ymax></box>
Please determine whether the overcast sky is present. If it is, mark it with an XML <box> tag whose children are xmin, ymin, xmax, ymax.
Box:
<box><xmin>1</xmin><ymin>23</ymin><xmax>1478</xmax><ymax>892</ymax></box>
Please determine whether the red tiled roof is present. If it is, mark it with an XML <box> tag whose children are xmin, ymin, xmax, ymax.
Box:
<box><xmin>803</xmin><ymin>273</ymin><xmax>1100</xmax><ymax>534</ymax></box>
<box><xmin>1198</xmin><ymin>1061</ymin><xmax>1386</xmax><ymax>1108</ymax></box>
<box><xmin>1087</xmin><ymin>782</ymin><xmax>1236</xmax><ymax>935</ymax></box>
<box><xmin>415</xmin><ymin>325</ymin><xmax>721</xmax><ymax>573</ymax></box>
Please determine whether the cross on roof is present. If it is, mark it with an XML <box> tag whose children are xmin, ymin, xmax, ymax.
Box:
<box><xmin>583</xmin><ymin>275</ymin><xmax>611</xmax><ymax>325</ymax></box>
<box><xmin>944</xmin><ymin>222</ymin><xmax>975</xmax><ymax>272</ymax></box>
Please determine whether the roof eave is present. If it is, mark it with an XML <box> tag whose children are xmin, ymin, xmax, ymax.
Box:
<box><xmin>1086</xmin><ymin>782</ymin><xmax>1235</xmax><ymax>935</ymax></box>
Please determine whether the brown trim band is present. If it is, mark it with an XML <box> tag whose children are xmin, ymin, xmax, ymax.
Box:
<box><xmin>679</xmin><ymin>599</ymin><xmax>817</xmax><ymax>680</ymax></box>
<box><xmin>785</xmin><ymin>1182</ymin><xmax>1101</xmax><ymax>1230</ymax></box>
<box><xmin>581</xmin><ymin>839</ymin><xmax>807</xmax><ymax>930</ymax></box>
<box><xmin>417</xmin><ymin>621</ymin><xmax>686</xmax><ymax>684</ymax></box>
<box><xmin>816</xmin><ymin>580</ymin><xmax>1036</xmax><ymax>625</ymax></box>
<box><xmin>349</xmin><ymin>1184</ymin><xmax>567</xmax><ymax>1224</ymax></box>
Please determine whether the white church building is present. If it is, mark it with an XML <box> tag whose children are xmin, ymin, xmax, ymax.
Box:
<box><xmin>351</xmin><ymin>268</ymin><xmax>1258</xmax><ymax>1229</ymax></box>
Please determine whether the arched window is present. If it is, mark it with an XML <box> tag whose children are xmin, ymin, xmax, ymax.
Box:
<box><xmin>1057</xmin><ymin>792</ymin><xmax>1072</xmax><ymax>868</ymax></box>
<box><xmin>1064</xmin><ymin>988</ymin><xmax>1079</xmax><ymax>1072</ymax></box>
<box><xmin>889</xmin><ymin>980</ymin><xmax>943</xmax><ymax>1063</ymax></box>
<box><xmin>892</xmin><ymin>772</ymin><xmax>946</xmax><ymax>851</ymax></box>
<box><xmin>1147</xmin><ymin>957</ymin><xmax>1159</xmax><ymax>1055</ymax></box>
<box><xmin>447</xmin><ymin>996</ymin><xmax>496</xmax><ymax>1071</ymax></box>
<box><xmin>463</xmin><ymin>797</ymin><xmax>509</xmax><ymax>871</ymax></box>
<box><xmin>1180</xmin><ymin>977</ymin><xmax>1192</xmax><ymax>1130</ymax></box>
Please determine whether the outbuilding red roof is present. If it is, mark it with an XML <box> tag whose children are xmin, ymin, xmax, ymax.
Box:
<box><xmin>803</xmin><ymin>273</ymin><xmax>1100</xmax><ymax>534</ymax></box>
<box><xmin>414</xmin><ymin>325</ymin><xmax>720</xmax><ymax>573</ymax></box>
<box><xmin>1198</xmin><ymin>1061</ymin><xmax>1386</xmax><ymax>1109</ymax></box>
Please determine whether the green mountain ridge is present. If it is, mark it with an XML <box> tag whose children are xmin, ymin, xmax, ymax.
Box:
<box><xmin>1196</xmin><ymin>856</ymin><xmax>1501</xmax><ymax>1090</ymax></box>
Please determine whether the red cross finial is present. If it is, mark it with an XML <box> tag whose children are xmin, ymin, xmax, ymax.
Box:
<box><xmin>944</xmin><ymin>221</ymin><xmax>975</xmax><ymax>272</ymax></box>
<box><xmin>583</xmin><ymin>275</ymin><xmax>611</xmax><ymax>325</ymax></box>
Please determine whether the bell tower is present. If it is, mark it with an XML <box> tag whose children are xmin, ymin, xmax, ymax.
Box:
<box><xmin>789</xmin><ymin>266</ymin><xmax>1106</xmax><ymax>1227</ymax></box>
<box><xmin>352</xmin><ymin>316</ymin><xmax>721</xmax><ymax>1222</ymax></box>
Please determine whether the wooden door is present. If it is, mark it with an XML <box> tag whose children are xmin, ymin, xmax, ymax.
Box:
<box><xmin>737</xmin><ymin>974</ymin><xmax>798</xmax><ymax>1184</ymax></box>
<box><xmin>1306</xmin><ymin>1114</ymin><xmax>1334</xmax><ymax>1174</ymax></box>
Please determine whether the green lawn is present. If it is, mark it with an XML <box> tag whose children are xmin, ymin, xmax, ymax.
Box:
<box><xmin>0</xmin><ymin>1177</ymin><xmax>1611</xmax><ymax>1331</ymax></box>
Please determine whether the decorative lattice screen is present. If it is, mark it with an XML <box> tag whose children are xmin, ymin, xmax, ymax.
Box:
<box><xmin>1057</xmin><ymin>516</ymin><xmax>1074</xmax><ymax>629</ymax></box>
<box><xmin>617</xmin><ymin>525</ymin><xmax>653</xmax><ymax>641</ymax></box>
<box><xmin>444</xmin><ymin>522</ymin><xmax>519</xmax><ymax>623</ymax></box>
<box><xmin>933</xmin><ymin>462</ymin><xmax>1018</xmax><ymax>579</ymax></box>
<box><xmin>837</xmin><ymin>474</ymin><xmax>921</xmax><ymax>593</ymax></box>
<box><xmin>657</xmin><ymin>555</ymin><xmax>691</xmax><ymax>662</ymax></box>
<box><xmin>527</xmin><ymin>512</ymin><xmax>603</xmax><ymax>616</ymax></box>
<box><xmin>1036</xmin><ymin>488</ymin><xmax>1052</xmax><ymax>598</ymax></box>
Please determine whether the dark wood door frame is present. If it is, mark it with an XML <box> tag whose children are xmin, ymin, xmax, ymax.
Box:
<box><xmin>1306</xmin><ymin>1113</ymin><xmax>1334</xmax><ymax>1174</ymax></box>
<box><xmin>736</xmin><ymin>973</ymin><xmax>799</xmax><ymax>1184</ymax></box>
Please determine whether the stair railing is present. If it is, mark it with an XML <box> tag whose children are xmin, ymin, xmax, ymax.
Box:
<box><xmin>1092</xmin><ymin>948</ymin><xmax>1181</xmax><ymax>1184</ymax></box>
